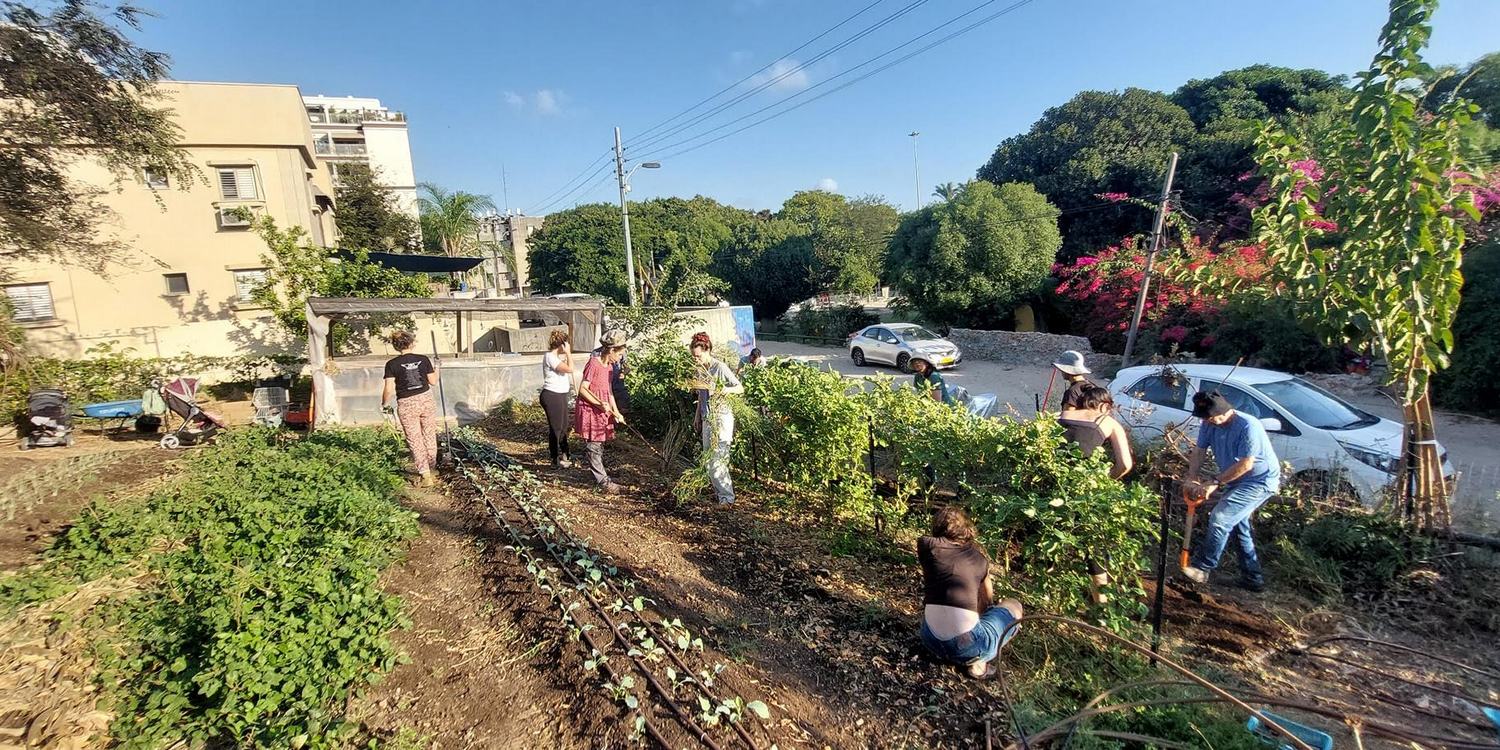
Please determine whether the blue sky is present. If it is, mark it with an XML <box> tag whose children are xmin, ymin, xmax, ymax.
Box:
<box><xmin>139</xmin><ymin>0</ymin><xmax>1500</xmax><ymax>214</ymax></box>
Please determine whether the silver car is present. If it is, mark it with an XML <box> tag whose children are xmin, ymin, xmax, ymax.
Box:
<box><xmin>847</xmin><ymin>323</ymin><xmax>961</xmax><ymax>372</ymax></box>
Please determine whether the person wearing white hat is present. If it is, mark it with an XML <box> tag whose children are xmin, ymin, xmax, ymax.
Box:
<box><xmin>1053</xmin><ymin>350</ymin><xmax>1093</xmax><ymax>412</ymax></box>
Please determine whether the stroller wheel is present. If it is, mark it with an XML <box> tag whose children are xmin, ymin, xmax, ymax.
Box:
<box><xmin>159</xmin><ymin>434</ymin><xmax>181</xmax><ymax>450</ymax></box>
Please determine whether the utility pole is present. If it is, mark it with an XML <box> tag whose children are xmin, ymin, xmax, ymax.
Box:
<box><xmin>614</xmin><ymin>126</ymin><xmax>638</xmax><ymax>306</ymax></box>
<box><xmin>1120</xmin><ymin>152</ymin><xmax>1180</xmax><ymax>368</ymax></box>
<box><xmin>909</xmin><ymin>131</ymin><xmax>922</xmax><ymax>211</ymax></box>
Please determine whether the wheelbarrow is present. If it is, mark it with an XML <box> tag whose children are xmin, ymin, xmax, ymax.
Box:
<box><xmin>77</xmin><ymin>399</ymin><xmax>144</xmax><ymax>435</ymax></box>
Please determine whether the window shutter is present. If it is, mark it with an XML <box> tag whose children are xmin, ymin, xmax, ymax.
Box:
<box><xmin>234</xmin><ymin>269</ymin><xmax>267</xmax><ymax>302</ymax></box>
<box><xmin>218</xmin><ymin>167</ymin><xmax>258</xmax><ymax>200</ymax></box>
<box><xmin>4</xmin><ymin>284</ymin><xmax>55</xmax><ymax>322</ymax></box>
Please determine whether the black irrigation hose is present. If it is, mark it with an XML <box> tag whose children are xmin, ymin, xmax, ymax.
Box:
<box><xmin>463</xmin><ymin>467</ymin><xmax>676</xmax><ymax>749</ymax></box>
<box><xmin>993</xmin><ymin>615</ymin><xmax>1318</xmax><ymax>750</ymax></box>
<box><xmin>452</xmin><ymin>441</ymin><xmax>752</xmax><ymax>750</ymax></box>
<box><xmin>519</xmin><ymin>481</ymin><xmax>766</xmax><ymax>749</ymax></box>
<box><xmin>1302</xmin><ymin>635</ymin><xmax>1500</xmax><ymax>682</ymax></box>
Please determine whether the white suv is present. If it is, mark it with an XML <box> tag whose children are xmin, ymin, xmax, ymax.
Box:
<box><xmin>1110</xmin><ymin>364</ymin><xmax>1453</xmax><ymax>506</ymax></box>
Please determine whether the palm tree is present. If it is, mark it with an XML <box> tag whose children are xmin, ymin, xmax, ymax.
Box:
<box><xmin>932</xmin><ymin>182</ymin><xmax>962</xmax><ymax>202</ymax></box>
<box><xmin>416</xmin><ymin>182</ymin><xmax>497</xmax><ymax>256</ymax></box>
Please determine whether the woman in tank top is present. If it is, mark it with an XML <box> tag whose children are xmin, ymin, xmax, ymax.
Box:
<box><xmin>1057</xmin><ymin>383</ymin><xmax>1133</xmax><ymax>479</ymax></box>
<box><xmin>917</xmin><ymin>507</ymin><xmax>1023</xmax><ymax>679</ymax></box>
<box><xmin>540</xmin><ymin>329</ymin><xmax>575</xmax><ymax>468</ymax></box>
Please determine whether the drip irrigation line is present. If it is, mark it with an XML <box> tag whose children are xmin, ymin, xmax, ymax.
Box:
<box><xmin>451</xmin><ymin>442</ymin><xmax>745</xmax><ymax>750</ymax></box>
<box><xmin>1295</xmin><ymin>648</ymin><xmax>1499</xmax><ymax>710</ymax></box>
<box><xmin>1302</xmin><ymin>635</ymin><xmax>1500</xmax><ymax>681</ymax></box>
<box><xmin>519</xmin><ymin>474</ymin><xmax>766</xmax><ymax>749</ymax></box>
<box><xmin>993</xmin><ymin>615</ymin><xmax>1318</xmax><ymax>750</ymax></box>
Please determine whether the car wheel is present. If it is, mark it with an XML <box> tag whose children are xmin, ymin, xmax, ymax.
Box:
<box><xmin>896</xmin><ymin>353</ymin><xmax>912</xmax><ymax>373</ymax></box>
<box><xmin>851</xmin><ymin>348</ymin><xmax>866</xmax><ymax>366</ymax></box>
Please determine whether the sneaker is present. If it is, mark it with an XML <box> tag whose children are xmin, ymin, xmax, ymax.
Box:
<box><xmin>1237</xmin><ymin>578</ymin><xmax>1266</xmax><ymax>593</ymax></box>
<box><xmin>1180</xmin><ymin>565</ymin><xmax>1210</xmax><ymax>583</ymax></box>
<box><xmin>558</xmin><ymin>456</ymin><xmax>573</xmax><ymax>469</ymax></box>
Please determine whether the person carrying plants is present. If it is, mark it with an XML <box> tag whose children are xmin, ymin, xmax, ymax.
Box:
<box><xmin>917</xmin><ymin>506</ymin><xmax>1024</xmax><ymax>680</ymax></box>
<box><xmin>576</xmin><ymin>330</ymin><xmax>629</xmax><ymax>494</ymax></box>
<box><xmin>1052</xmin><ymin>350</ymin><xmax>1093</xmax><ymax>412</ymax></box>
<box><xmin>1180</xmin><ymin>391</ymin><xmax>1280</xmax><ymax>592</ymax></box>
<box><xmin>911</xmin><ymin>358</ymin><xmax>953</xmax><ymax>405</ymax></box>
<box><xmin>1057</xmin><ymin>382</ymin><xmax>1133</xmax><ymax>480</ymax></box>
<box><xmin>688</xmin><ymin>332</ymin><xmax>744</xmax><ymax>504</ymax></box>
<box><xmin>381</xmin><ymin>329</ymin><xmax>440</xmax><ymax>487</ymax></box>
<box><xmin>540</xmin><ymin>328</ymin><xmax>575</xmax><ymax>469</ymax></box>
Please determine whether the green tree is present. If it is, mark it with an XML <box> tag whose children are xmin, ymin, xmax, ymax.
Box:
<box><xmin>1423</xmin><ymin>51</ymin><xmax>1500</xmax><ymax>128</ymax></box>
<box><xmin>1245</xmin><ymin>0</ymin><xmax>1479</xmax><ymax>527</ymax></box>
<box><xmin>932</xmin><ymin>182</ymin><xmax>962</xmax><ymax>202</ymax></box>
<box><xmin>332</xmin><ymin>164</ymin><xmax>420</xmax><ymax>251</ymax></box>
<box><xmin>886</xmin><ymin>181</ymin><xmax>1060</xmax><ymax>328</ymax></box>
<box><xmin>0</xmin><ymin>1</ymin><xmax>196</xmax><ymax>273</ymax></box>
<box><xmin>248</xmin><ymin>214</ymin><xmax>429</xmax><ymax>346</ymax></box>
<box><xmin>528</xmin><ymin>203</ymin><xmax>630</xmax><ymax>302</ymax></box>
<box><xmin>712</xmin><ymin>218</ymin><xmax>817</xmax><ymax>319</ymax></box>
<box><xmin>416</xmin><ymin>182</ymin><xmax>497</xmax><ymax>256</ymax></box>
<box><xmin>976</xmin><ymin>89</ymin><xmax>1195</xmax><ymax>259</ymax></box>
<box><xmin>776</xmin><ymin>190</ymin><xmax>897</xmax><ymax>293</ymax></box>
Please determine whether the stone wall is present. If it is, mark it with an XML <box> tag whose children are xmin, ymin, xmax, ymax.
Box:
<box><xmin>949</xmin><ymin>328</ymin><xmax>1111</xmax><ymax>370</ymax></box>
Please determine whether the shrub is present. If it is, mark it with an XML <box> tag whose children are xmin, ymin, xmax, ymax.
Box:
<box><xmin>1207</xmin><ymin>297</ymin><xmax>1342</xmax><ymax>373</ymax></box>
<box><xmin>1434</xmin><ymin>237</ymin><xmax>1500</xmax><ymax>415</ymax></box>
<box><xmin>779</xmin><ymin>302</ymin><xmax>877</xmax><ymax>339</ymax></box>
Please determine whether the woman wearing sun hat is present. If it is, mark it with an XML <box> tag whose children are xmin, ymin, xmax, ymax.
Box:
<box><xmin>576</xmin><ymin>329</ymin><xmax>629</xmax><ymax>494</ymax></box>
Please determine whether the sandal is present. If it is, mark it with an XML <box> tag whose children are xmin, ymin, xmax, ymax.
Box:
<box><xmin>960</xmin><ymin>663</ymin><xmax>997</xmax><ymax>681</ymax></box>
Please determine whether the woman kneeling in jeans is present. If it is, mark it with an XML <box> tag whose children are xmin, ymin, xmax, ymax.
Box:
<box><xmin>918</xmin><ymin>507</ymin><xmax>1023</xmax><ymax>679</ymax></box>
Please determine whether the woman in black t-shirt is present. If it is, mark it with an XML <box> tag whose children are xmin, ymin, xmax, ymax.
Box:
<box><xmin>917</xmin><ymin>507</ymin><xmax>1023</xmax><ymax>679</ymax></box>
<box><xmin>382</xmin><ymin>330</ymin><xmax>439</xmax><ymax>486</ymax></box>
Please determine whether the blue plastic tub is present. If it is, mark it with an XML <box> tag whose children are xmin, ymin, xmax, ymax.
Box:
<box><xmin>80</xmin><ymin>399</ymin><xmax>144</xmax><ymax>419</ymax></box>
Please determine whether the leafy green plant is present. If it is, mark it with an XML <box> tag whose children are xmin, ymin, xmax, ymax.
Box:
<box><xmin>778</xmin><ymin>302</ymin><xmax>878</xmax><ymax>339</ymax></box>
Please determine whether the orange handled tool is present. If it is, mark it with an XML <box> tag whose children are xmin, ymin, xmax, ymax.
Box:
<box><xmin>1179</xmin><ymin>483</ymin><xmax>1206</xmax><ymax>569</ymax></box>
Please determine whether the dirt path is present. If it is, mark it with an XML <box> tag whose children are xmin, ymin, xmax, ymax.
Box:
<box><xmin>350</xmin><ymin>485</ymin><xmax>602</xmax><ymax>748</ymax></box>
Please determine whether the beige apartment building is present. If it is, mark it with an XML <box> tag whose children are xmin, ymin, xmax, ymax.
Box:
<box><xmin>476</xmin><ymin>213</ymin><xmax>546</xmax><ymax>296</ymax></box>
<box><xmin>4</xmin><ymin>82</ymin><xmax>339</xmax><ymax>359</ymax></box>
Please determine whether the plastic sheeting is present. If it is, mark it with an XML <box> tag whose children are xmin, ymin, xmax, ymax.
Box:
<box><xmin>321</xmin><ymin>354</ymin><xmax>561</xmax><ymax>426</ymax></box>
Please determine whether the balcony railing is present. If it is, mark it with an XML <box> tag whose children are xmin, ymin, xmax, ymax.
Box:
<box><xmin>314</xmin><ymin>141</ymin><xmax>368</xmax><ymax>157</ymax></box>
<box><xmin>307</xmin><ymin>110</ymin><xmax>407</xmax><ymax>125</ymax></box>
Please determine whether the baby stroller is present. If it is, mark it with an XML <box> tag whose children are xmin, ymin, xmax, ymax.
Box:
<box><xmin>158</xmin><ymin>378</ymin><xmax>227</xmax><ymax>449</ymax></box>
<box><xmin>19</xmin><ymin>389</ymin><xmax>74</xmax><ymax>450</ymax></box>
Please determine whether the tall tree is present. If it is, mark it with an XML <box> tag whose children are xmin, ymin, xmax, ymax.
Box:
<box><xmin>976</xmin><ymin>89</ymin><xmax>1195</xmax><ymax>260</ymax></box>
<box><xmin>0</xmin><ymin>0</ymin><xmax>196</xmax><ymax>274</ymax></box>
<box><xmin>932</xmin><ymin>182</ymin><xmax>961</xmax><ymax>202</ymax></box>
<box><xmin>527</xmin><ymin>203</ymin><xmax>627</xmax><ymax>301</ymax></box>
<box><xmin>776</xmin><ymin>190</ymin><xmax>897</xmax><ymax>293</ymax></box>
<box><xmin>333</xmin><ymin>164</ymin><xmax>420</xmax><ymax>251</ymax></box>
<box><xmin>416</xmin><ymin>182</ymin><xmax>496</xmax><ymax>256</ymax></box>
<box><xmin>1243</xmin><ymin>0</ymin><xmax>1478</xmax><ymax>527</ymax></box>
<box><xmin>711</xmin><ymin>218</ymin><xmax>817</xmax><ymax>319</ymax></box>
<box><xmin>886</xmin><ymin>181</ymin><xmax>1060</xmax><ymax>328</ymax></box>
<box><xmin>1423</xmin><ymin>51</ymin><xmax>1500</xmax><ymax>128</ymax></box>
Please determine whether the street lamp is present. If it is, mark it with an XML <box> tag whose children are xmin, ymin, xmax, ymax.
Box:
<box><xmin>614</xmin><ymin>126</ymin><xmax>661</xmax><ymax>306</ymax></box>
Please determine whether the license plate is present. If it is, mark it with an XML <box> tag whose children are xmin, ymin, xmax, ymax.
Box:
<box><xmin>939</xmin><ymin>356</ymin><xmax>954</xmax><ymax>365</ymax></box>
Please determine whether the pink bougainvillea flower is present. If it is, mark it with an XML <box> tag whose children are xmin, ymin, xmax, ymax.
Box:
<box><xmin>1074</xmin><ymin>256</ymin><xmax>1099</xmax><ymax>267</ymax></box>
<box><xmin>1200</xmin><ymin>335</ymin><xmax>1217</xmax><ymax>349</ymax></box>
<box><xmin>1162</xmin><ymin>325</ymin><xmax>1189</xmax><ymax>343</ymax></box>
<box><xmin>1305</xmin><ymin>219</ymin><xmax>1340</xmax><ymax>232</ymax></box>
<box><xmin>1289</xmin><ymin>159</ymin><xmax>1324</xmax><ymax>181</ymax></box>
<box><xmin>1096</xmin><ymin>192</ymin><xmax>1130</xmax><ymax>203</ymax></box>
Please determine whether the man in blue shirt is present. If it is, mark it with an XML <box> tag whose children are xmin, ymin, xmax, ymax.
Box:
<box><xmin>1181</xmin><ymin>391</ymin><xmax>1280</xmax><ymax>592</ymax></box>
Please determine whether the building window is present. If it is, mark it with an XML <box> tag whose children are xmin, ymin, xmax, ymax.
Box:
<box><xmin>232</xmin><ymin>269</ymin><xmax>267</xmax><ymax>303</ymax></box>
<box><xmin>3</xmin><ymin>283</ymin><xmax>55</xmax><ymax>322</ymax></box>
<box><xmin>163</xmin><ymin>273</ymin><xmax>190</xmax><ymax>295</ymax></box>
<box><xmin>217</xmin><ymin>166</ymin><xmax>258</xmax><ymax>200</ymax></box>
<box><xmin>143</xmin><ymin>166</ymin><xmax>169</xmax><ymax>189</ymax></box>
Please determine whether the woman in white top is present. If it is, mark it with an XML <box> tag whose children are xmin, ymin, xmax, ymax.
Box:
<box><xmin>540</xmin><ymin>329</ymin><xmax>575</xmax><ymax>467</ymax></box>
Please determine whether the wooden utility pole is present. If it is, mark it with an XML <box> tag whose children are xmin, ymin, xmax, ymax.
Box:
<box><xmin>1120</xmin><ymin>152</ymin><xmax>1179</xmax><ymax>368</ymax></box>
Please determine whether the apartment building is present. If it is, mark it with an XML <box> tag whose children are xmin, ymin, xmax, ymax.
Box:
<box><xmin>302</xmin><ymin>95</ymin><xmax>419</xmax><ymax>220</ymax></box>
<box><xmin>476</xmin><ymin>214</ymin><xmax>546</xmax><ymax>296</ymax></box>
<box><xmin>4</xmin><ymin>82</ymin><xmax>339</xmax><ymax>359</ymax></box>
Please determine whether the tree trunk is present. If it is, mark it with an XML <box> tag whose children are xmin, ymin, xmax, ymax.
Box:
<box><xmin>1396</xmin><ymin>383</ymin><xmax>1450</xmax><ymax>529</ymax></box>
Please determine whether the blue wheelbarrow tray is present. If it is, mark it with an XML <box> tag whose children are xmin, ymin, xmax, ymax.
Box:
<box><xmin>81</xmin><ymin>399</ymin><xmax>144</xmax><ymax>418</ymax></box>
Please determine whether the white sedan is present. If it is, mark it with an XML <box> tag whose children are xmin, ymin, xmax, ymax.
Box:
<box><xmin>847</xmin><ymin>323</ymin><xmax>962</xmax><ymax>372</ymax></box>
<box><xmin>1110</xmin><ymin>364</ymin><xmax>1454</xmax><ymax>506</ymax></box>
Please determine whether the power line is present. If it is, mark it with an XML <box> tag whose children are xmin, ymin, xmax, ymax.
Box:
<box><xmin>523</xmin><ymin>149</ymin><xmax>612</xmax><ymax>215</ymax></box>
<box><xmin>630</xmin><ymin>0</ymin><xmax>890</xmax><ymax>144</ymax></box>
<box><xmin>530</xmin><ymin>161</ymin><xmax>615</xmax><ymax>216</ymax></box>
<box><xmin>625</xmin><ymin>0</ymin><xmax>935</xmax><ymax>156</ymax></box>
<box><xmin>638</xmin><ymin>0</ymin><xmax>1042</xmax><ymax>164</ymax></box>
